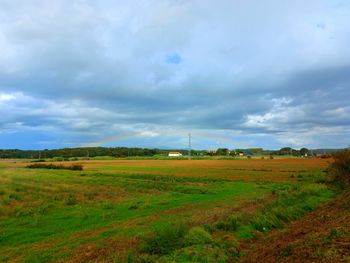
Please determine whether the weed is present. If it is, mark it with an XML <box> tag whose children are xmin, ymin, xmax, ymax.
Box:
<box><xmin>9</xmin><ymin>193</ymin><xmax>22</xmax><ymax>201</ymax></box>
<box><xmin>214</xmin><ymin>215</ymin><xmax>239</xmax><ymax>232</ymax></box>
<box><xmin>65</xmin><ymin>193</ymin><xmax>77</xmax><ymax>206</ymax></box>
<box><xmin>126</xmin><ymin>251</ymin><xmax>135</xmax><ymax>263</ymax></box>
<box><xmin>280</xmin><ymin>244</ymin><xmax>293</xmax><ymax>257</ymax></box>
<box><xmin>184</xmin><ymin>227</ymin><xmax>212</xmax><ymax>246</ymax></box>
<box><xmin>101</xmin><ymin>202</ymin><xmax>114</xmax><ymax>210</ymax></box>
<box><xmin>2</xmin><ymin>195</ymin><xmax>11</xmax><ymax>205</ymax></box>
<box><xmin>84</xmin><ymin>192</ymin><xmax>96</xmax><ymax>200</ymax></box>
<box><xmin>326</xmin><ymin>228</ymin><xmax>343</xmax><ymax>241</ymax></box>
<box><xmin>140</xmin><ymin>223</ymin><xmax>189</xmax><ymax>255</ymax></box>
<box><xmin>129</xmin><ymin>201</ymin><xmax>143</xmax><ymax>210</ymax></box>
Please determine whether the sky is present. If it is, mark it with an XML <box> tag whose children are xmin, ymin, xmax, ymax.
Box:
<box><xmin>0</xmin><ymin>0</ymin><xmax>350</xmax><ymax>150</ymax></box>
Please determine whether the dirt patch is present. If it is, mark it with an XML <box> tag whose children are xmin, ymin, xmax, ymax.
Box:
<box><xmin>239</xmin><ymin>191</ymin><xmax>350</xmax><ymax>263</ymax></box>
<box><xmin>66</xmin><ymin>236</ymin><xmax>139</xmax><ymax>263</ymax></box>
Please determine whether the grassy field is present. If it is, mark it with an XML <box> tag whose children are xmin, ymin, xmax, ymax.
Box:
<box><xmin>0</xmin><ymin>158</ymin><xmax>338</xmax><ymax>262</ymax></box>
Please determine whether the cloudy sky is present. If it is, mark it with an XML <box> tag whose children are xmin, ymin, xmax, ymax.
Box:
<box><xmin>0</xmin><ymin>0</ymin><xmax>350</xmax><ymax>150</ymax></box>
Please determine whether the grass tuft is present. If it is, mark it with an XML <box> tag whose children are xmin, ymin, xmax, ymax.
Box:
<box><xmin>140</xmin><ymin>223</ymin><xmax>190</xmax><ymax>255</ymax></box>
<box><xmin>184</xmin><ymin>227</ymin><xmax>212</xmax><ymax>246</ymax></box>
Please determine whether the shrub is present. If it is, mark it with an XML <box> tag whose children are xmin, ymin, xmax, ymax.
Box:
<box><xmin>30</xmin><ymin>159</ymin><xmax>46</xmax><ymax>162</ymax></box>
<box><xmin>184</xmin><ymin>227</ymin><xmax>212</xmax><ymax>246</ymax></box>
<box><xmin>26</xmin><ymin>163</ymin><xmax>83</xmax><ymax>171</ymax></box>
<box><xmin>328</xmin><ymin>150</ymin><xmax>350</xmax><ymax>186</ymax></box>
<box><xmin>140</xmin><ymin>223</ymin><xmax>189</xmax><ymax>255</ymax></box>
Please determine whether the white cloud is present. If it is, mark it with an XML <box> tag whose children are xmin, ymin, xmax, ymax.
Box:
<box><xmin>0</xmin><ymin>1</ymin><xmax>350</xmax><ymax>149</ymax></box>
<box><xmin>0</xmin><ymin>92</ymin><xmax>16</xmax><ymax>101</ymax></box>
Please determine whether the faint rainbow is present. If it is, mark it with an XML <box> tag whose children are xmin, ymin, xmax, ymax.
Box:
<box><xmin>83</xmin><ymin>130</ymin><xmax>244</xmax><ymax>148</ymax></box>
<box><xmin>82</xmin><ymin>132</ymin><xmax>141</xmax><ymax>147</ymax></box>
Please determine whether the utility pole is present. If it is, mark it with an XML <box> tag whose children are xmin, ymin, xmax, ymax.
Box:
<box><xmin>38</xmin><ymin>151</ymin><xmax>41</xmax><ymax>159</ymax></box>
<box><xmin>188</xmin><ymin>133</ymin><xmax>192</xmax><ymax>160</ymax></box>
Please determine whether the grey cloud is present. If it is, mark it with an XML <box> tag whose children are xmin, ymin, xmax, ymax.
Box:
<box><xmin>0</xmin><ymin>0</ymin><xmax>350</xmax><ymax>149</ymax></box>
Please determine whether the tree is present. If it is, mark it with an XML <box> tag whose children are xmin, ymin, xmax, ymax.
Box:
<box><xmin>300</xmin><ymin>148</ymin><xmax>309</xmax><ymax>156</ymax></box>
<box><xmin>216</xmin><ymin>148</ymin><xmax>229</xmax><ymax>156</ymax></box>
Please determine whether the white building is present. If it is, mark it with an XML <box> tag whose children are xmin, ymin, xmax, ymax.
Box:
<box><xmin>168</xmin><ymin>152</ymin><xmax>183</xmax><ymax>157</ymax></box>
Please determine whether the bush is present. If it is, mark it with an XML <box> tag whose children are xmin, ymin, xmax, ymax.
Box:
<box><xmin>328</xmin><ymin>150</ymin><xmax>350</xmax><ymax>186</ymax></box>
<box><xmin>30</xmin><ymin>159</ymin><xmax>46</xmax><ymax>163</ymax></box>
<box><xmin>140</xmin><ymin>223</ymin><xmax>189</xmax><ymax>255</ymax></box>
<box><xmin>184</xmin><ymin>227</ymin><xmax>212</xmax><ymax>246</ymax></box>
<box><xmin>26</xmin><ymin>163</ymin><xmax>83</xmax><ymax>171</ymax></box>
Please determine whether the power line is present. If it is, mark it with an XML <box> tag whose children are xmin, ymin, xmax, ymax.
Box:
<box><xmin>188</xmin><ymin>133</ymin><xmax>192</xmax><ymax>160</ymax></box>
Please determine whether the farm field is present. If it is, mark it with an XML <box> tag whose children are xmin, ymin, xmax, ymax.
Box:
<box><xmin>0</xmin><ymin>158</ymin><xmax>338</xmax><ymax>262</ymax></box>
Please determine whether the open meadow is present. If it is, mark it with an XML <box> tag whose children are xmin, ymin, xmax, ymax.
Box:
<box><xmin>0</xmin><ymin>158</ymin><xmax>340</xmax><ymax>262</ymax></box>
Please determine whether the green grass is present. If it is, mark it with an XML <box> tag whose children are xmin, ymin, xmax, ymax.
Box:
<box><xmin>145</xmin><ymin>183</ymin><xmax>336</xmax><ymax>262</ymax></box>
<box><xmin>0</xmin><ymin>160</ymin><xmax>338</xmax><ymax>262</ymax></box>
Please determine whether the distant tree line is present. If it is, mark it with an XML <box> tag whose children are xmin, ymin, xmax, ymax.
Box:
<box><xmin>206</xmin><ymin>147</ymin><xmax>343</xmax><ymax>157</ymax></box>
<box><xmin>0</xmin><ymin>146</ymin><xmax>344</xmax><ymax>159</ymax></box>
<box><xmin>0</xmin><ymin>147</ymin><xmax>166</xmax><ymax>159</ymax></box>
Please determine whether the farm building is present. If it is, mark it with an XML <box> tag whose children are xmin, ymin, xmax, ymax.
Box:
<box><xmin>168</xmin><ymin>152</ymin><xmax>183</xmax><ymax>157</ymax></box>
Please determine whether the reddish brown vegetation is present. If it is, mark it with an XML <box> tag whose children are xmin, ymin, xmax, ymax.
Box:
<box><xmin>80</xmin><ymin>158</ymin><xmax>330</xmax><ymax>182</ymax></box>
<box><xmin>328</xmin><ymin>150</ymin><xmax>350</xmax><ymax>186</ymax></box>
<box><xmin>239</xmin><ymin>191</ymin><xmax>350</xmax><ymax>263</ymax></box>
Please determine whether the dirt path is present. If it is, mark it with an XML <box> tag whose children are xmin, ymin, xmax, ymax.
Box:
<box><xmin>239</xmin><ymin>191</ymin><xmax>350</xmax><ymax>263</ymax></box>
